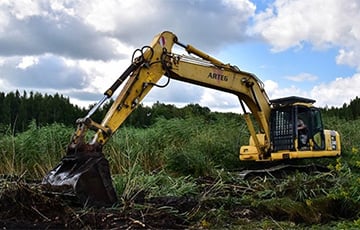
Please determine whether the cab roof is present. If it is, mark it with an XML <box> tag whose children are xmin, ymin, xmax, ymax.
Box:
<box><xmin>270</xmin><ymin>96</ymin><xmax>316</xmax><ymax>107</ymax></box>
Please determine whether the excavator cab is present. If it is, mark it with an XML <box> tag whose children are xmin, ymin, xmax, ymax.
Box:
<box><xmin>270</xmin><ymin>96</ymin><xmax>326</xmax><ymax>152</ymax></box>
<box><xmin>240</xmin><ymin>96</ymin><xmax>340</xmax><ymax>161</ymax></box>
<box><xmin>252</xmin><ymin>96</ymin><xmax>339</xmax><ymax>161</ymax></box>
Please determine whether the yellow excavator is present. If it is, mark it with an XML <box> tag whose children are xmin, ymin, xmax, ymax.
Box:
<box><xmin>42</xmin><ymin>31</ymin><xmax>341</xmax><ymax>206</ymax></box>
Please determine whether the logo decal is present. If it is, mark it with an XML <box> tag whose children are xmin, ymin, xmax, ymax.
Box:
<box><xmin>208</xmin><ymin>72</ymin><xmax>228</xmax><ymax>82</ymax></box>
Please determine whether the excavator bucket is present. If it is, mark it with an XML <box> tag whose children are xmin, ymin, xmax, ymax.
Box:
<box><xmin>42</xmin><ymin>143</ymin><xmax>118</xmax><ymax>207</ymax></box>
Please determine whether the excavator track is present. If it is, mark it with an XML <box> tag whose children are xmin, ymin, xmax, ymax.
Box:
<box><xmin>237</xmin><ymin>163</ymin><xmax>330</xmax><ymax>180</ymax></box>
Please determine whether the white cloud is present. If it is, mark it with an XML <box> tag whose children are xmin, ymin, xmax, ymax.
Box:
<box><xmin>251</xmin><ymin>0</ymin><xmax>360</xmax><ymax>70</ymax></box>
<box><xmin>79</xmin><ymin>0</ymin><xmax>158</xmax><ymax>33</ymax></box>
<box><xmin>252</xmin><ymin>0</ymin><xmax>358</xmax><ymax>49</ymax></box>
<box><xmin>285</xmin><ymin>73</ymin><xmax>318</xmax><ymax>82</ymax></box>
<box><xmin>144</xmin><ymin>80</ymin><xmax>203</xmax><ymax>105</ymax></box>
<box><xmin>264</xmin><ymin>79</ymin><xmax>307</xmax><ymax>100</ymax></box>
<box><xmin>0</xmin><ymin>8</ymin><xmax>9</xmax><ymax>33</ymax></box>
<box><xmin>16</xmin><ymin>56</ymin><xmax>39</xmax><ymax>69</ymax></box>
<box><xmin>4</xmin><ymin>0</ymin><xmax>44</xmax><ymax>20</ymax></box>
<box><xmin>77</xmin><ymin>58</ymin><xmax>133</xmax><ymax>95</ymax></box>
<box><xmin>199</xmin><ymin>88</ymin><xmax>240</xmax><ymax>112</ymax></box>
<box><xmin>49</xmin><ymin>0</ymin><xmax>75</xmax><ymax>16</ymax></box>
<box><xmin>264</xmin><ymin>79</ymin><xmax>278</xmax><ymax>94</ymax></box>
<box><xmin>336</xmin><ymin>48</ymin><xmax>360</xmax><ymax>70</ymax></box>
<box><xmin>264</xmin><ymin>74</ymin><xmax>360</xmax><ymax>109</ymax></box>
<box><xmin>311</xmin><ymin>73</ymin><xmax>360</xmax><ymax>108</ymax></box>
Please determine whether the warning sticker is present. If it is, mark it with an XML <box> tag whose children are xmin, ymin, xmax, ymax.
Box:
<box><xmin>159</xmin><ymin>36</ymin><xmax>166</xmax><ymax>47</ymax></box>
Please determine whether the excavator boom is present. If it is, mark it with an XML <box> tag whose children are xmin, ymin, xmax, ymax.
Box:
<box><xmin>92</xmin><ymin>31</ymin><xmax>272</xmax><ymax>156</ymax></box>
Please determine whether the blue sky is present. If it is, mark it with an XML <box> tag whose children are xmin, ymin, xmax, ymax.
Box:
<box><xmin>221</xmin><ymin>41</ymin><xmax>355</xmax><ymax>89</ymax></box>
<box><xmin>0</xmin><ymin>0</ymin><xmax>359</xmax><ymax>112</ymax></box>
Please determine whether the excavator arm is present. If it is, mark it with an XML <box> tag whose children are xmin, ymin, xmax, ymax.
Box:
<box><xmin>78</xmin><ymin>31</ymin><xmax>272</xmax><ymax>157</ymax></box>
<box><xmin>43</xmin><ymin>31</ymin><xmax>273</xmax><ymax>206</ymax></box>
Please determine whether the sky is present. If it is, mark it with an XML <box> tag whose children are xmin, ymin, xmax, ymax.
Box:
<box><xmin>1</xmin><ymin>0</ymin><xmax>360</xmax><ymax>113</ymax></box>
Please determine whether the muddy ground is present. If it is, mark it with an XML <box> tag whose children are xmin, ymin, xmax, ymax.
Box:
<box><xmin>0</xmin><ymin>175</ymin><xmax>271</xmax><ymax>229</ymax></box>
<box><xmin>0</xmin><ymin>181</ymin><xmax>201</xmax><ymax>229</ymax></box>
<box><xmin>0</xmin><ymin>175</ymin><xmax>357</xmax><ymax>229</ymax></box>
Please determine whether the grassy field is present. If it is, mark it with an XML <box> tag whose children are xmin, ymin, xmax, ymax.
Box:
<box><xmin>1</xmin><ymin>116</ymin><xmax>360</xmax><ymax>229</ymax></box>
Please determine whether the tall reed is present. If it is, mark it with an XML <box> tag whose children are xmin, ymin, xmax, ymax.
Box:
<box><xmin>0</xmin><ymin>121</ymin><xmax>72</xmax><ymax>178</ymax></box>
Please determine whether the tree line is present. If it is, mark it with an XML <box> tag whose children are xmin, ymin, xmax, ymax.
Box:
<box><xmin>321</xmin><ymin>96</ymin><xmax>360</xmax><ymax>120</ymax></box>
<box><xmin>0</xmin><ymin>90</ymin><xmax>359</xmax><ymax>133</ymax></box>
<box><xmin>0</xmin><ymin>90</ymin><xmax>217</xmax><ymax>133</ymax></box>
<box><xmin>0</xmin><ymin>91</ymin><xmax>85</xmax><ymax>133</ymax></box>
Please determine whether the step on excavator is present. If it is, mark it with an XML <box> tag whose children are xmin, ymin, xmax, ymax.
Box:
<box><xmin>42</xmin><ymin>31</ymin><xmax>341</xmax><ymax>207</ymax></box>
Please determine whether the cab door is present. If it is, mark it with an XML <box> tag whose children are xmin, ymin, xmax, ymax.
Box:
<box><xmin>310</xmin><ymin>108</ymin><xmax>325</xmax><ymax>150</ymax></box>
<box><xmin>296</xmin><ymin>106</ymin><xmax>325</xmax><ymax>150</ymax></box>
